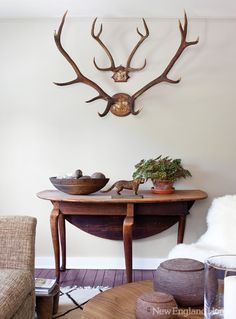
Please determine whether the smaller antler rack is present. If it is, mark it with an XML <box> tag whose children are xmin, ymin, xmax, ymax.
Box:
<box><xmin>91</xmin><ymin>18</ymin><xmax>149</xmax><ymax>82</ymax></box>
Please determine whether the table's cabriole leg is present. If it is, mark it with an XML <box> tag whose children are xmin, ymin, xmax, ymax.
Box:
<box><xmin>123</xmin><ymin>203</ymin><xmax>134</xmax><ymax>283</ymax></box>
<box><xmin>59</xmin><ymin>213</ymin><xmax>66</xmax><ymax>271</ymax></box>
<box><xmin>50</xmin><ymin>202</ymin><xmax>60</xmax><ymax>282</ymax></box>
<box><xmin>177</xmin><ymin>200</ymin><xmax>195</xmax><ymax>244</ymax></box>
<box><xmin>177</xmin><ymin>215</ymin><xmax>186</xmax><ymax>244</ymax></box>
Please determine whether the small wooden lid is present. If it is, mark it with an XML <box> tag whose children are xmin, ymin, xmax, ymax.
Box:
<box><xmin>160</xmin><ymin>258</ymin><xmax>204</xmax><ymax>272</ymax></box>
<box><xmin>139</xmin><ymin>291</ymin><xmax>175</xmax><ymax>303</ymax></box>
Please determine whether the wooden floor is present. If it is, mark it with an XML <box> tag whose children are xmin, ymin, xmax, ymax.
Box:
<box><xmin>35</xmin><ymin>269</ymin><xmax>155</xmax><ymax>287</ymax></box>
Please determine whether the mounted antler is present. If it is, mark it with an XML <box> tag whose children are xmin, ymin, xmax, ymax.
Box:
<box><xmin>54</xmin><ymin>11</ymin><xmax>198</xmax><ymax>117</ymax></box>
<box><xmin>91</xmin><ymin>18</ymin><xmax>149</xmax><ymax>82</ymax></box>
<box><xmin>129</xmin><ymin>11</ymin><xmax>199</xmax><ymax>114</ymax></box>
<box><xmin>54</xmin><ymin>11</ymin><xmax>113</xmax><ymax>117</ymax></box>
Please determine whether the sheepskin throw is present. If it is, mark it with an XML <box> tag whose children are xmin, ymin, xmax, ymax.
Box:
<box><xmin>168</xmin><ymin>195</ymin><xmax>236</xmax><ymax>262</ymax></box>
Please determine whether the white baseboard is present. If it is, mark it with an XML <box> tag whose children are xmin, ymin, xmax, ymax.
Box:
<box><xmin>35</xmin><ymin>256</ymin><xmax>164</xmax><ymax>270</ymax></box>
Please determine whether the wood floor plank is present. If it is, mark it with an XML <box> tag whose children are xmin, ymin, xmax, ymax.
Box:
<box><xmin>59</xmin><ymin>269</ymin><xmax>69</xmax><ymax>283</ymax></box>
<box><xmin>35</xmin><ymin>268</ymin><xmax>54</xmax><ymax>278</ymax></box>
<box><xmin>73</xmin><ymin>269</ymin><xmax>87</xmax><ymax>287</ymax></box>
<box><xmin>81</xmin><ymin>269</ymin><xmax>94</xmax><ymax>287</ymax></box>
<box><xmin>35</xmin><ymin>268</ymin><xmax>43</xmax><ymax>277</ymax></box>
<box><xmin>134</xmin><ymin>270</ymin><xmax>143</xmax><ymax>282</ymax></box>
<box><xmin>35</xmin><ymin>269</ymin><xmax>155</xmax><ymax>287</ymax></box>
<box><xmin>62</xmin><ymin>269</ymin><xmax>79</xmax><ymax>287</ymax></box>
<box><xmin>93</xmin><ymin>270</ymin><xmax>105</xmax><ymax>287</ymax></box>
<box><xmin>102</xmin><ymin>270</ymin><xmax>116</xmax><ymax>287</ymax></box>
<box><xmin>142</xmin><ymin>270</ymin><xmax>154</xmax><ymax>281</ymax></box>
<box><xmin>82</xmin><ymin>269</ymin><xmax>98</xmax><ymax>287</ymax></box>
<box><xmin>47</xmin><ymin>269</ymin><xmax>57</xmax><ymax>278</ymax></box>
<box><xmin>114</xmin><ymin>269</ymin><xmax>124</xmax><ymax>286</ymax></box>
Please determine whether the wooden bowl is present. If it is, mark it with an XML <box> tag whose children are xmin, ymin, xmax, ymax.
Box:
<box><xmin>154</xmin><ymin>258</ymin><xmax>204</xmax><ymax>307</ymax></box>
<box><xmin>49</xmin><ymin>177</ymin><xmax>109</xmax><ymax>195</ymax></box>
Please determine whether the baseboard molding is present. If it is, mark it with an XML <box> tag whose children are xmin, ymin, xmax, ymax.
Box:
<box><xmin>35</xmin><ymin>256</ymin><xmax>164</xmax><ymax>270</ymax></box>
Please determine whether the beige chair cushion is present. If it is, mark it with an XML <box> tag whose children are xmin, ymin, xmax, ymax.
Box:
<box><xmin>0</xmin><ymin>269</ymin><xmax>34</xmax><ymax>319</ymax></box>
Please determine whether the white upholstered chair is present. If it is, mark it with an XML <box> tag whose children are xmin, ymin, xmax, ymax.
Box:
<box><xmin>168</xmin><ymin>195</ymin><xmax>236</xmax><ymax>262</ymax></box>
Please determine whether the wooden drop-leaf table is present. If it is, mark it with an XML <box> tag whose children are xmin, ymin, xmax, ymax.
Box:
<box><xmin>37</xmin><ymin>189</ymin><xmax>207</xmax><ymax>283</ymax></box>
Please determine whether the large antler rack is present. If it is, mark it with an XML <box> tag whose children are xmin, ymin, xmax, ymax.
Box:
<box><xmin>91</xmin><ymin>18</ymin><xmax>149</xmax><ymax>82</ymax></box>
<box><xmin>54</xmin><ymin>11</ymin><xmax>198</xmax><ymax>117</ymax></box>
<box><xmin>54</xmin><ymin>11</ymin><xmax>113</xmax><ymax>116</ymax></box>
<box><xmin>130</xmin><ymin>12</ymin><xmax>199</xmax><ymax>107</ymax></box>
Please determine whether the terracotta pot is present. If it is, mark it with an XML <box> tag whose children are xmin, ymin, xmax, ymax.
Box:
<box><xmin>151</xmin><ymin>180</ymin><xmax>174</xmax><ymax>194</ymax></box>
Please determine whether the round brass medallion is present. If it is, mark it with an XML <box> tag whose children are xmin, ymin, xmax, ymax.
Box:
<box><xmin>110</xmin><ymin>93</ymin><xmax>131</xmax><ymax>117</ymax></box>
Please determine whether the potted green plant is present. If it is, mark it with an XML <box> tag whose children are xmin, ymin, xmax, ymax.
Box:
<box><xmin>132</xmin><ymin>155</ymin><xmax>192</xmax><ymax>194</ymax></box>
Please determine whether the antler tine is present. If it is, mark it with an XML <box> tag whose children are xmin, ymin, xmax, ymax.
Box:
<box><xmin>179</xmin><ymin>12</ymin><xmax>199</xmax><ymax>47</ymax></box>
<box><xmin>131</xmin><ymin>104</ymin><xmax>142</xmax><ymax>115</ymax></box>
<box><xmin>54</xmin><ymin>11</ymin><xmax>111</xmax><ymax>108</ymax></box>
<box><xmin>91</xmin><ymin>17</ymin><xmax>116</xmax><ymax>71</ymax></box>
<box><xmin>97</xmin><ymin>100</ymin><xmax>114</xmax><ymax>117</ymax></box>
<box><xmin>131</xmin><ymin>11</ymin><xmax>199</xmax><ymax>104</ymax></box>
<box><xmin>54</xmin><ymin>11</ymin><xmax>84</xmax><ymax>85</ymax></box>
<box><xmin>126</xmin><ymin>18</ymin><xmax>149</xmax><ymax>71</ymax></box>
<box><xmin>163</xmin><ymin>12</ymin><xmax>198</xmax><ymax>82</ymax></box>
<box><xmin>85</xmin><ymin>94</ymin><xmax>112</xmax><ymax>117</ymax></box>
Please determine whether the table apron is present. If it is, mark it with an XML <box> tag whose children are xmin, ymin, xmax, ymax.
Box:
<box><xmin>56</xmin><ymin>201</ymin><xmax>190</xmax><ymax>216</ymax></box>
<box><xmin>57</xmin><ymin>202</ymin><xmax>127</xmax><ymax>215</ymax></box>
<box><xmin>135</xmin><ymin>202</ymin><xmax>189</xmax><ymax>215</ymax></box>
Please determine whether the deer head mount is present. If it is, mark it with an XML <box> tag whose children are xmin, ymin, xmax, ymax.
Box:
<box><xmin>54</xmin><ymin>11</ymin><xmax>199</xmax><ymax>117</ymax></box>
<box><xmin>91</xmin><ymin>17</ymin><xmax>149</xmax><ymax>82</ymax></box>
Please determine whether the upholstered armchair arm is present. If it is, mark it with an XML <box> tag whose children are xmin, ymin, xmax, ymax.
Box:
<box><xmin>0</xmin><ymin>216</ymin><xmax>37</xmax><ymax>274</ymax></box>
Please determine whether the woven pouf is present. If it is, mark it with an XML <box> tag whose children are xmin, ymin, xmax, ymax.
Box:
<box><xmin>154</xmin><ymin>258</ymin><xmax>204</xmax><ymax>307</ymax></box>
<box><xmin>136</xmin><ymin>291</ymin><xmax>177</xmax><ymax>319</ymax></box>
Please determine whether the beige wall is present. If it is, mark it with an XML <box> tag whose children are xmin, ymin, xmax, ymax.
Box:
<box><xmin>0</xmin><ymin>16</ymin><xmax>235</xmax><ymax>267</ymax></box>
